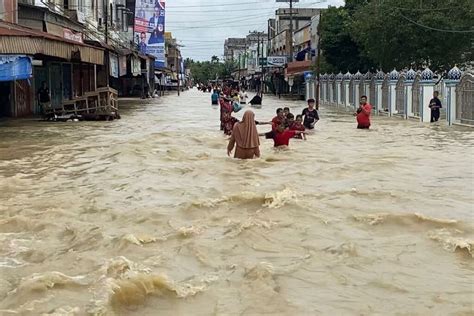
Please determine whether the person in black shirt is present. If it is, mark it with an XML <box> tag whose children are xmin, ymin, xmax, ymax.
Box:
<box><xmin>37</xmin><ymin>81</ymin><xmax>51</xmax><ymax>115</ymax></box>
<box><xmin>301</xmin><ymin>98</ymin><xmax>319</xmax><ymax>129</ymax></box>
<box><xmin>249</xmin><ymin>93</ymin><xmax>262</xmax><ymax>106</ymax></box>
<box><xmin>429</xmin><ymin>91</ymin><xmax>442</xmax><ymax>122</ymax></box>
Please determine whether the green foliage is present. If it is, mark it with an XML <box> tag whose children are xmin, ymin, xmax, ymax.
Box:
<box><xmin>320</xmin><ymin>6</ymin><xmax>375</xmax><ymax>73</ymax></box>
<box><xmin>185</xmin><ymin>58</ymin><xmax>237</xmax><ymax>83</ymax></box>
<box><xmin>351</xmin><ymin>0</ymin><xmax>474</xmax><ymax>72</ymax></box>
<box><xmin>320</xmin><ymin>0</ymin><xmax>474</xmax><ymax>73</ymax></box>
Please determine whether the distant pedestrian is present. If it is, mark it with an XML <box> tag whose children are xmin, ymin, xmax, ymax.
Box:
<box><xmin>239</xmin><ymin>89</ymin><xmax>248</xmax><ymax>105</ymax></box>
<box><xmin>139</xmin><ymin>32</ymin><xmax>147</xmax><ymax>54</ymax></box>
<box><xmin>302</xmin><ymin>98</ymin><xmax>319</xmax><ymax>129</ymax></box>
<box><xmin>37</xmin><ymin>81</ymin><xmax>51</xmax><ymax>115</ymax></box>
<box><xmin>227</xmin><ymin>110</ymin><xmax>260</xmax><ymax>159</ymax></box>
<box><xmin>211</xmin><ymin>90</ymin><xmax>219</xmax><ymax>105</ymax></box>
<box><xmin>355</xmin><ymin>95</ymin><xmax>372</xmax><ymax>129</ymax></box>
<box><xmin>429</xmin><ymin>91</ymin><xmax>442</xmax><ymax>123</ymax></box>
<box><xmin>249</xmin><ymin>93</ymin><xmax>262</xmax><ymax>106</ymax></box>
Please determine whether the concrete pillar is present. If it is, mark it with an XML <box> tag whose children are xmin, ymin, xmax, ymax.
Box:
<box><xmin>387</xmin><ymin>70</ymin><xmax>400</xmax><ymax>116</ymax></box>
<box><xmin>404</xmin><ymin>81</ymin><xmax>413</xmax><ymax>119</ymax></box>
<box><xmin>421</xmin><ymin>81</ymin><xmax>435</xmax><ymax>123</ymax></box>
<box><xmin>353</xmin><ymin>71</ymin><xmax>362</xmax><ymax>109</ymax></box>
<box><xmin>337</xmin><ymin>80</ymin><xmax>342</xmax><ymax>106</ymax></box>
<box><xmin>388</xmin><ymin>83</ymin><xmax>396</xmax><ymax>116</ymax></box>
<box><xmin>420</xmin><ymin>68</ymin><xmax>436</xmax><ymax>123</ymax></box>
<box><xmin>374</xmin><ymin>82</ymin><xmax>382</xmax><ymax>114</ymax></box>
<box><xmin>374</xmin><ymin>71</ymin><xmax>385</xmax><ymax>115</ymax></box>
<box><xmin>445</xmin><ymin>81</ymin><xmax>458</xmax><ymax>125</ymax></box>
<box><xmin>327</xmin><ymin>74</ymin><xmax>334</xmax><ymax>105</ymax></box>
<box><xmin>445</xmin><ymin>66</ymin><xmax>462</xmax><ymax>125</ymax></box>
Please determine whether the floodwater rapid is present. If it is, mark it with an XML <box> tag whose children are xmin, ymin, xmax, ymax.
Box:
<box><xmin>0</xmin><ymin>89</ymin><xmax>473</xmax><ymax>315</ymax></box>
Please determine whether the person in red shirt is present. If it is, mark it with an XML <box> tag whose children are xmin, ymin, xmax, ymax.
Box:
<box><xmin>290</xmin><ymin>115</ymin><xmax>307</xmax><ymax>140</ymax></box>
<box><xmin>271</xmin><ymin>108</ymin><xmax>285</xmax><ymax>130</ymax></box>
<box><xmin>272</xmin><ymin>123</ymin><xmax>305</xmax><ymax>147</ymax></box>
<box><xmin>355</xmin><ymin>95</ymin><xmax>372</xmax><ymax>129</ymax></box>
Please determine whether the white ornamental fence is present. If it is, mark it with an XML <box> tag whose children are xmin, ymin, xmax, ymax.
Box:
<box><xmin>307</xmin><ymin>66</ymin><xmax>473</xmax><ymax>127</ymax></box>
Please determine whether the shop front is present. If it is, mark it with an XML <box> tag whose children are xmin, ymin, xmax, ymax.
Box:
<box><xmin>0</xmin><ymin>21</ymin><xmax>105</xmax><ymax>118</ymax></box>
<box><xmin>0</xmin><ymin>55</ymin><xmax>32</xmax><ymax>117</ymax></box>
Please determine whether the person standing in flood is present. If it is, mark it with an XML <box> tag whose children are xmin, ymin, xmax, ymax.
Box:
<box><xmin>355</xmin><ymin>95</ymin><xmax>372</xmax><ymax>129</ymax></box>
<box><xmin>302</xmin><ymin>99</ymin><xmax>319</xmax><ymax>129</ymax></box>
<box><xmin>227</xmin><ymin>110</ymin><xmax>260</xmax><ymax>159</ymax></box>
<box><xmin>429</xmin><ymin>91</ymin><xmax>442</xmax><ymax>123</ymax></box>
<box><xmin>37</xmin><ymin>81</ymin><xmax>51</xmax><ymax>115</ymax></box>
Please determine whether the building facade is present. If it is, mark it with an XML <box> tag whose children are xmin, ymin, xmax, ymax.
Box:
<box><xmin>0</xmin><ymin>0</ymin><xmax>158</xmax><ymax>118</ymax></box>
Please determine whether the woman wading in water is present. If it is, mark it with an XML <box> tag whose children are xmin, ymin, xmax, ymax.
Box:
<box><xmin>227</xmin><ymin>111</ymin><xmax>260</xmax><ymax>159</ymax></box>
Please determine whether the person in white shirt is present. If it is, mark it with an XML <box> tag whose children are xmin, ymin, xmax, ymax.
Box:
<box><xmin>239</xmin><ymin>89</ymin><xmax>248</xmax><ymax>105</ymax></box>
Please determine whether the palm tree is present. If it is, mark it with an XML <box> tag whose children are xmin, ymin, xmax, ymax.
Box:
<box><xmin>211</xmin><ymin>55</ymin><xmax>220</xmax><ymax>64</ymax></box>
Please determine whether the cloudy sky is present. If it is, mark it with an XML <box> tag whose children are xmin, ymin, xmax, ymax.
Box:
<box><xmin>165</xmin><ymin>0</ymin><xmax>345</xmax><ymax>61</ymax></box>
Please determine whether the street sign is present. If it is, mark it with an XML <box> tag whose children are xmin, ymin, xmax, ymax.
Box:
<box><xmin>259</xmin><ymin>57</ymin><xmax>267</xmax><ymax>66</ymax></box>
<box><xmin>304</xmin><ymin>71</ymin><xmax>314</xmax><ymax>81</ymax></box>
<box><xmin>267</xmin><ymin>56</ymin><xmax>287</xmax><ymax>67</ymax></box>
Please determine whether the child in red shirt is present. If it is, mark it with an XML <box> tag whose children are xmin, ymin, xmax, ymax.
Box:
<box><xmin>290</xmin><ymin>115</ymin><xmax>307</xmax><ymax>140</ymax></box>
<box><xmin>272</xmin><ymin>123</ymin><xmax>305</xmax><ymax>147</ymax></box>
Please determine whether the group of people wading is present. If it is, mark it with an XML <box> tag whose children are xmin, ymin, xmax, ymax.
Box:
<box><xmin>211</xmin><ymin>84</ymin><xmax>373</xmax><ymax>160</ymax></box>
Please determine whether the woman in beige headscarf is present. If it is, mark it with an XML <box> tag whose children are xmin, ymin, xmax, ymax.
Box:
<box><xmin>227</xmin><ymin>110</ymin><xmax>260</xmax><ymax>159</ymax></box>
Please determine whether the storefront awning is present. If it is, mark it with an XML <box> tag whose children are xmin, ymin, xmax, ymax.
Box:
<box><xmin>0</xmin><ymin>55</ymin><xmax>32</xmax><ymax>81</ymax></box>
<box><xmin>0</xmin><ymin>21</ymin><xmax>104</xmax><ymax>65</ymax></box>
<box><xmin>286</xmin><ymin>60</ymin><xmax>312</xmax><ymax>76</ymax></box>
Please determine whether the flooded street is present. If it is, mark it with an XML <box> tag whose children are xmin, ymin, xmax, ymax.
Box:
<box><xmin>0</xmin><ymin>89</ymin><xmax>473</xmax><ymax>315</ymax></box>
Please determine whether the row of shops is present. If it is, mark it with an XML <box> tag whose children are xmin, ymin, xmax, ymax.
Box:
<box><xmin>0</xmin><ymin>20</ymin><xmax>155</xmax><ymax>118</ymax></box>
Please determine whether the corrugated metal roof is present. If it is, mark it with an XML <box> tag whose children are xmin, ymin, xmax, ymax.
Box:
<box><xmin>0</xmin><ymin>21</ymin><xmax>104</xmax><ymax>65</ymax></box>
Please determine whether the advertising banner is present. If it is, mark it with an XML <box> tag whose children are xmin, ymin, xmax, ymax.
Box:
<box><xmin>131</xmin><ymin>57</ymin><xmax>141</xmax><ymax>76</ymax></box>
<box><xmin>134</xmin><ymin>0</ymin><xmax>166</xmax><ymax>68</ymax></box>
<box><xmin>109</xmin><ymin>54</ymin><xmax>119</xmax><ymax>78</ymax></box>
<box><xmin>119</xmin><ymin>56</ymin><xmax>127</xmax><ymax>77</ymax></box>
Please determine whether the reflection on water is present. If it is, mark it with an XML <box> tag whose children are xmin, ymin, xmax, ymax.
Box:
<box><xmin>0</xmin><ymin>90</ymin><xmax>473</xmax><ymax>315</ymax></box>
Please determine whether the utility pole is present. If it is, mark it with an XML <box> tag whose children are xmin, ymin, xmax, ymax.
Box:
<box><xmin>238</xmin><ymin>53</ymin><xmax>241</xmax><ymax>81</ymax></box>
<box><xmin>176</xmin><ymin>44</ymin><xmax>180</xmax><ymax>96</ymax></box>
<box><xmin>257</xmin><ymin>32</ymin><xmax>260</xmax><ymax>93</ymax></box>
<box><xmin>289</xmin><ymin>0</ymin><xmax>293</xmax><ymax>62</ymax></box>
<box><xmin>104</xmin><ymin>0</ymin><xmax>108</xmax><ymax>45</ymax></box>
<box><xmin>261</xmin><ymin>35</ymin><xmax>265</xmax><ymax>96</ymax></box>
<box><xmin>315</xmin><ymin>10</ymin><xmax>321</xmax><ymax>110</ymax></box>
<box><xmin>104</xmin><ymin>0</ymin><xmax>110</xmax><ymax>87</ymax></box>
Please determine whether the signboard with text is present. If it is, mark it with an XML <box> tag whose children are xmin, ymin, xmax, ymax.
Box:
<box><xmin>134</xmin><ymin>0</ymin><xmax>166</xmax><ymax>68</ymax></box>
<box><xmin>63</xmin><ymin>29</ymin><xmax>83</xmax><ymax>44</ymax></box>
<box><xmin>267</xmin><ymin>56</ymin><xmax>287</xmax><ymax>67</ymax></box>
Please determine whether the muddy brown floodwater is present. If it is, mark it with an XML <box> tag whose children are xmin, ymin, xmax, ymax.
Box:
<box><xmin>0</xmin><ymin>89</ymin><xmax>473</xmax><ymax>315</ymax></box>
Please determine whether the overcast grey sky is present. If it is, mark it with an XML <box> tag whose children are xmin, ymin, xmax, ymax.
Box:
<box><xmin>165</xmin><ymin>0</ymin><xmax>345</xmax><ymax>61</ymax></box>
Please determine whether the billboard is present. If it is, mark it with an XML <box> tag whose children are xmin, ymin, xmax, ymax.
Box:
<box><xmin>134</xmin><ymin>0</ymin><xmax>166</xmax><ymax>68</ymax></box>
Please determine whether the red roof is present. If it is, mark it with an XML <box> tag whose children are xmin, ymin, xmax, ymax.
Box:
<box><xmin>286</xmin><ymin>60</ymin><xmax>312</xmax><ymax>76</ymax></box>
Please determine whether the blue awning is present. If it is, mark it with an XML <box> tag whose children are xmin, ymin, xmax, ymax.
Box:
<box><xmin>0</xmin><ymin>55</ymin><xmax>32</xmax><ymax>82</ymax></box>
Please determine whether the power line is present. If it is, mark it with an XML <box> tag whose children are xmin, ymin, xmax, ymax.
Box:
<box><xmin>167</xmin><ymin>12</ymin><xmax>273</xmax><ymax>24</ymax></box>
<box><xmin>168</xmin><ymin>22</ymin><xmax>269</xmax><ymax>32</ymax></box>
<box><xmin>377</xmin><ymin>4</ymin><xmax>464</xmax><ymax>12</ymax></box>
<box><xmin>399</xmin><ymin>13</ymin><xmax>474</xmax><ymax>33</ymax></box>
<box><xmin>166</xmin><ymin>0</ymin><xmax>274</xmax><ymax>9</ymax></box>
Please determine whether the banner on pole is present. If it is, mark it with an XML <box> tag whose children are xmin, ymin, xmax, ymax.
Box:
<box><xmin>134</xmin><ymin>0</ymin><xmax>166</xmax><ymax>69</ymax></box>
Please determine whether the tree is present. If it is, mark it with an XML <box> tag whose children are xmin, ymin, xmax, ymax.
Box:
<box><xmin>320</xmin><ymin>6</ymin><xmax>375</xmax><ymax>73</ymax></box>
<box><xmin>219</xmin><ymin>60</ymin><xmax>237</xmax><ymax>79</ymax></box>
<box><xmin>185</xmin><ymin>57</ymin><xmax>237</xmax><ymax>83</ymax></box>
<box><xmin>351</xmin><ymin>0</ymin><xmax>474</xmax><ymax>72</ymax></box>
